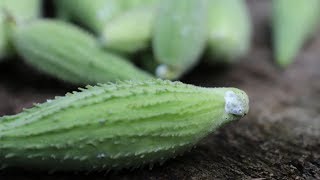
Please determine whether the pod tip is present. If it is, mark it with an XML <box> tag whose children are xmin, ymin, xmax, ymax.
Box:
<box><xmin>224</xmin><ymin>90</ymin><xmax>249</xmax><ymax>117</ymax></box>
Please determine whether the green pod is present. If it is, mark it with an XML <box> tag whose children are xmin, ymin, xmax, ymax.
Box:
<box><xmin>207</xmin><ymin>0</ymin><xmax>252</xmax><ymax>62</ymax></box>
<box><xmin>0</xmin><ymin>0</ymin><xmax>41</xmax><ymax>22</ymax></box>
<box><xmin>0</xmin><ymin>0</ymin><xmax>41</xmax><ymax>59</ymax></box>
<box><xmin>13</xmin><ymin>20</ymin><xmax>152</xmax><ymax>84</ymax></box>
<box><xmin>273</xmin><ymin>0</ymin><xmax>320</xmax><ymax>67</ymax></box>
<box><xmin>55</xmin><ymin>0</ymin><xmax>158</xmax><ymax>35</ymax></box>
<box><xmin>0</xmin><ymin>79</ymin><xmax>249</xmax><ymax>171</ymax></box>
<box><xmin>55</xmin><ymin>0</ymin><xmax>123</xmax><ymax>33</ymax></box>
<box><xmin>101</xmin><ymin>6</ymin><xmax>155</xmax><ymax>54</ymax></box>
<box><xmin>153</xmin><ymin>0</ymin><xmax>208</xmax><ymax>79</ymax></box>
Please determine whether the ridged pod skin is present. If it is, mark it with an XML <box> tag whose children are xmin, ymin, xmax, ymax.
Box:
<box><xmin>13</xmin><ymin>20</ymin><xmax>152</xmax><ymax>85</ymax></box>
<box><xmin>152</xmin><ymin>0</ymin><xmax>208</xmax><ymax>80</ymax></box>
<box><xmin>273</xmin><ymin>0</ymin><xmax>320</xmax><ymax>67</ymax></box>
<box><xmin>55</xmin><ymin>0</ymin><xmax>158</xmax><ymax>35</ymax></box>
<box><xmin>101</xmin><ymin>6</ymin><xmax>155</xmax><ymax>54</ymax></box>
<box><xmin>0</xmin><ymin>0</ymin><xmax>41</xmax><ymax>59</ymax></box>
<box><xmin>0</xmin><ymin>79</ymin><xmax>249</xmax><ymax>171</ymax></box>
<box><xmin>207</xmin><ymin>0</ymin><xmax>252</xmax><ymax>62</ymax></box>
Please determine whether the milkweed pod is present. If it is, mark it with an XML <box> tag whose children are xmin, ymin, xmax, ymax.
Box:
<box><xmin>55</xmin><ymin>0</ymin><xmax>159</xmax><ymax>35</ymax></box>
<box><xmin>101</xmin><ymin>6</ymin><xmax>155</xmax><ymax>53</ymax></box>
<box><xmin>207</xmin><ymin>0</ymin><xmax>252</xmax><ymax>63</ymax></box>
<box><xmin>13</xmin><ymin>20</ymin><xmax>152</xmax><ymax>84</ymax></box>
<box><xmin>153</xmin><ymin>0</ymin><xmax>208</xmax><ymax>79</ymax></box>
<box><xmin>273</xmin><ymin>0</ymin><xmax>320</xmax><ymax>67</ymax></box>
<box><xmin>0</xmin><ymin>79</ymin><xmax>249</xmax><ymax>171</ymax></box>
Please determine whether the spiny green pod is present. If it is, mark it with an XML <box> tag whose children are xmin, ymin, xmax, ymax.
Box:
<box><xmin>0</xmin><ymin>79</ymin><xmax>249</xmax><ymax>171</ymax></box>
<box><xmin>273</xmin><ymin>0</ymin><xmax>320</xmax><ymax>67</ymax></box>
<box><xmin>101</xmin><ymin>6</ymin><xmax>155</xmax><ymax>54</ymax></box>
<box><xmin>13</xmin><ymin>19</ymin><xmax>152</xmax><ymax>84</ymax></box>
<box><xmin>153</xmin><ymin>0</ymin><xmax>208</xmax><ymax>79</ymax></box>
<box><xmin>0</xmin><ymin>0</ymin><xmax>41</xmax><ymax>59</ymax></box>
<box><xmin>207</xmin><ymin>0</ymin><xmax>252</xmax><ymax>62</ymax></box>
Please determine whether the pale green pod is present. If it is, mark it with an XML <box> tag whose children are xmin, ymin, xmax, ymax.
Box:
<box><xmin>0</xmin><ymin>79</ymin><xmax>249</xmax><ymax>171</ymax></box>
<box><xmin>55</xmin><ymin>0</ymin><xmax>123</xmax><ymax>33</ymax></box>
<box><xmin>55</xmin><ymin>0</ymin><xmax>158</xmax><ymax>35</ymax></box>
<box><xmin>101</xmin><ymin>6</ymin><xmax>155</xmax><ymax>53</ymax></box>
<box><xmin>207</xmin><ymin>0</ymin><xmax>252</xmax><ymax>62</ymax></box>
<box><xmin>153</xmin><ymin>0</ymin><xmax>208</xmax><ymax>79</ymax></box>
<box><xmin>13</xmin><ymin>20</ymin><xmax>152</xmax><ymax>84</ymax></box>
<box><xmin>0</xmin><ymin>0</ymin><xmax>41</xmax><ymax>59</ymax></box>
<box><xmin>273</xmin><ymin>0</ymin><xmax>320</xmax><ymax>67</ymax></box>
<box><xmin>0</xmin><ymin>0</ymin><xmax>41</xmax><ymax>22</ymax></box>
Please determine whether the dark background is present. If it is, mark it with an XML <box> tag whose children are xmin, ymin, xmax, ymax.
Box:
<box><xmin>1</xmin><ymin>1</ymin><xmax>319</xmax><ymax>179</ymax></box>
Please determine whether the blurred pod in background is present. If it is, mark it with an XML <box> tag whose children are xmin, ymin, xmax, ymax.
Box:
<box><xmin>273</xmin><ymin>0</ymin><xmax>320</xmax><ymax>67</ymax></box>
<box><xmin>55</xmin><ymin>0</ymin><xmax>158</xmax><ymax>54</ymax></box>
<box><xmin>153</xmin><ymin>0</ymin><xmax>208</xmax><ymax>80</ymax></box>
<box><xmin>207</xmin><ymin>0</ymin><xmax>252</xmax><ymax>63</ymax></box>
<box><xmin>101</xmin><ymin>6</ymin><xmax>156</xmax><ymax>54</ymax></box>
<box><xmin>55</xmin><ymin>0</ymin><xmax>123</xmax><ymax>33</ymax></box>
<box><xmin>13</xmin><ymin>20</ymin><xmax>152</xmax><ymax>85</ymax></box>
<box><xmin>0</xmin><ymin>0</ymin><xmax>41</xmax><ymax>59</ymax></box>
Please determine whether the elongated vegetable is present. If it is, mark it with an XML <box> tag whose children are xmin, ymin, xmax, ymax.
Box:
<box><xmin>0</xmin><ymin>79</ymin><xmax>249</xmax><ymax>171</ymax></box>
<box><xmin>273</xmin><ymin>0</ymin><xmax>320</xmax><ymax>67</ymax></box>
<box><xmin>101</xmin><ymin>6</ymin><xmax>155</xmax><ymax>53</ymax></box>
<box><xmin>153</xmin><ymin>0</ymin><xmax>208</xmax><ymax>79</ymax></box>
<box><xmin>13</xmin><ymin>20</ymin><xmax>152</xmax><ymax>84</ymax></box>
<box><xmin>0</xmin><ymin>0</ymin><xmax>41</xmax><ymax>59</ymax></box>
<box><xmin>207</xmin><ymin>0</ymin><xmax>251</xmax><ymax>62</ymax></box>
